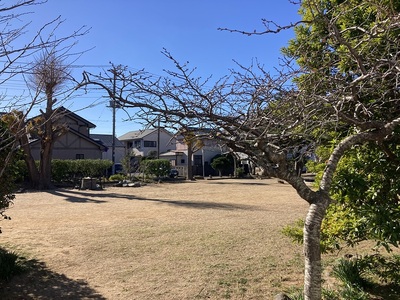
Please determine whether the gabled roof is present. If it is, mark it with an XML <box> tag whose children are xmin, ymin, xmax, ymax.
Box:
<box><xmin>28</xmin><ymin>106</ymin><xmax>97</xmax><ymax>129</ymax></box>
<box><xmin>29</xmin><ymin>128</ymin><xmax>106</xmax><ymax>151</ymax></box>
<box><xmin>69</xmin><ymin>128</ymin><xmax>107</xmax><ymax>150</ymax></box>
<box><xmin>90</xmin><ymin>134</ymin><xmax>124</xmax><ymax>148</ymax></box>
<box><xmin>58</xmin><ymin>107</ymin><xmax>96</xmax><ymax>129</ymax></box>
<box><xmin>118</xmin><ymin>128</ymin><xmax>173</xmax><ymax>141</ymax></box>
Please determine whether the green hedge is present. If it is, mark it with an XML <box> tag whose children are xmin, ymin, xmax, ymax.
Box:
<box><xmin>15</xmin><ymin>159</ymin><xmax>113</xmax><ymax>183</ymax></box>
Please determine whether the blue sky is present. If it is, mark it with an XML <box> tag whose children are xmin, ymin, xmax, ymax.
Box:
<box><xmin>14</xmin><ymin>0</ymin><xmax>301</xmax><ymax>137</ymax></box>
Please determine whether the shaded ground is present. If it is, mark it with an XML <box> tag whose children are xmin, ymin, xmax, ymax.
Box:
<box><xmin>0</xmin><ymin>258</ymin><xmax>105</xmax><ymax>299</ymax></box>
<box><xmin>1</xmin><ymin>178</ymin><xmax>310</xmax><ymax>299</ymax></box>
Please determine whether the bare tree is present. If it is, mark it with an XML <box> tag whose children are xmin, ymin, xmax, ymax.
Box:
<box><xmin>80</xmin><ymin>1</ymin><xmax>400</xmax><ymax>299</ymax></box>
<box><xmin>0</xmin><ymin>0</ymin><xmax>88</xmax><ymax>199</ymax></box>
<box><xmin>21</xmin><ymin>50</ymin><xmax>72</xmax><ymax>189</ymax></box>
<box><xmin>179</xmin><ymin>129</ymin><xmax>204</xmax><ymax>180</ymax></box>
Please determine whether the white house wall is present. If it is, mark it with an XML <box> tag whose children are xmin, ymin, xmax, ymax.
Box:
<box><xmin>127</xmin><ymin>130</ymin><xmax>176</xmax><ymax>157</ymax></box>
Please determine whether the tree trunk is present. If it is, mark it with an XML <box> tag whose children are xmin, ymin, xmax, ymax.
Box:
<box><xmin>39</xmin><ymin>140</ymin><xmax>53</xmax><ymax>190</ymax></box>
<box><xmin>19</xmin><ymin>134</ymin><xmax>40</xmax><ymax>189</ymax></box>
<box><xmin>187</xmin><ymin>146</ymin><xmax>193</xmax><ymax>180</ymax></box>
<box><xmin>36</xmin><ymin>100</ymin><xmax>56</xmax><ymax>190</ymax></box>
<box><xmin>303</xmin><ymin>196</ymin><xmax>329</xmax><ymax>300</ymax></box>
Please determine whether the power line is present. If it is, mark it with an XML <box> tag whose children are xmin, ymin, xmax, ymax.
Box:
<box><xmin>0</xmin><ymin>61</ymin><xmax>111</xmax><ymax>69</ymax></box>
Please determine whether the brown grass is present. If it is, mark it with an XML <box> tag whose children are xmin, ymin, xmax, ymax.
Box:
<box><xmin>1</xmin><ymin>178</ymin><xmax>312</xmax><ymax>299</ymax></box>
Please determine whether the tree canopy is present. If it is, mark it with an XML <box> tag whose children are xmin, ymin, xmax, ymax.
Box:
<box><xmin>78</xmin><ymin>1</ymin><xmax>400</xmax><ymax>299</ymax></box>
<box><xmin>0</xmin><ymin>118</ymin><xmax>17</xmax><ymax>233</ymax></box>
<box><xmin>210</xmin><ymin>155</ymin><xmax>232</xmax><ymax>177</ymax></box>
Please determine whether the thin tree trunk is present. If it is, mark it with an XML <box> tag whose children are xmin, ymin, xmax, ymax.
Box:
<box><xmin>38</xmin><ymin>105</ymin><xmax>55</xmax><ymax>190</ymax></box>
<box><xmin>39</xmin><ymin>140</ymin><xmax>53</xmax><ymax>190</ymax></box>
<box><xmin>19</xmin><ymin>134</ymin><xmax>40</xmax><ymax>189</ymax></box>
<box><xmin>303</xmin><ymin>197</ymin><xmax>329</xmax><ymax>300</ymax></box>
<box><xmin>187</xmin><ymin>146</ymin><xmax>193</xmax><ymax>180</ymax></box>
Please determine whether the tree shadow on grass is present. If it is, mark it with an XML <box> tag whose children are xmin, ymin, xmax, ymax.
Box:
<box><xmin>206</xmin><ymin>181</ymin><xmax>269</xmax><ymax>186</ymax></box>
<box><xmin>366</xmin><ymin>283</ymin><xmax>400</xmax><ymax>300</ymax></box>
<box><xmin>0</xmin><ymin>257</ymin><xmax>105</xmax><ymax>300</ymax></box>
<box><xmin>46</xmin><ymin>189</ymin><xmax>108</xmax><ymax>204</ymax></box>
<box><xmin>46</xmin><ymin>189</ymin><xmax>260</xmax><ymax>211</ymax></box>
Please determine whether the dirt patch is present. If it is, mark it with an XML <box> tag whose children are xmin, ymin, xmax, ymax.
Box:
<box><xmin>1</xmin><ymin>178</ymin><xmax>310</xmax><ymax>299</ymax></box>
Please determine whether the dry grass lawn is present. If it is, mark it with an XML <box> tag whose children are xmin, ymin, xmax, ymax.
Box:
<box><xmin>0</xmin><ymin>178</ymin><xmax>313</xmax><ymax>299</ymax></box>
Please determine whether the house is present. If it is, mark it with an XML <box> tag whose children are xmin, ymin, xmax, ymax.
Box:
<box><xmin>119</xmin><ymin>127</ymin><xmax>231</xmax><ymax>178</ymax></box>
<box><xmin>159</xmin><ymin>129</ymin><xmax>228</xmax><ymax>178</ymax></box>
<box><xmin>29</xmin><ymin>107</ymin><xmax>107</xmax><ymax>160</ymax></box>
<box><xmin>90</xmin><ymin>134</ymin><xmax>125</xmax><ymax>163</ymax></box>
<box><xmin>118</xmin><ymin>128</ymin><xmax>176</xmax><ymax>158</ymax></box>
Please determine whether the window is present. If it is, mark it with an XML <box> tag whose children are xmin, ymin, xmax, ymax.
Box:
<box><xmin>134</xmin><ymin>140</ymin><xmax>141</xmax><ymax>148</ymax></box>
<box><xmin>76</xmin><ymin>154</ymin><xmax>84</xmax><ymax>159</ymax></box>
<box><xmin>180</xmin><ymin>159</ymin><xmax>185</xmax><ymax>164</ymax></box>
<box><xmin>144</xmin><ymin>141</ymin><xmax>156</xmax><ymax>147</ymax></box>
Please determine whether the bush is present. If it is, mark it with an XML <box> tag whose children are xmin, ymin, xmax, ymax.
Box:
<box><xmin>109</xmin><ymin>174</ymin><xmax>125</xmax><ymax>182</ymax></box>
<box><xmin>211</xmin><ymin>155</ymin><xmax>232</xmax><ymax>176</ymax></box>
<box><xmin>360</xmin><ymin>254</ymin><xmax>400</xmax><ymax>285</ymax></box>
<box><xmin>140</xmin><ymin>159</ymin><xmax>171</xmax><ymax>178</ymax></box>
<box><xmin>235</xmin><ymin>167</ymin><xmax>245</xmax><ymax>178</ymax></box>
<box><xmin>282</xmin><ymin>218</ymin><xmax>341</xmax><ymax>253</ymax></box>
<box><xmin>309</xmin><ymin>144</ymin><xmax>400</xmax><ymax>253</ymax></box>
<box><xmin>14</xmin><ymin>159</ymin><xmax>113</xmax><ymax>184</ymax></box>
<box><xmin>52</xmin><ymin>159</ymin><xmax>112</xmax><ymax>182</ymax></box>
<box><xmin>14</xmin><ymin>160</ymin><xmax>29</xmax><ymax>183</ymax></box>
<box><xmin>0</xmin><ymin>248</ymin><xmax>27</xmax><ymax>281</ymax></box>
<box><xmin>52</xmin><ymin>159</ymin><xmax>74</xmax><ymax>182</ymax></box>
<box><xmin>332</xmin><ymin>257</ymin><xmax>370</xmax><ymax>289</ymax></box>
<box><xmin>0</xmin><ymin>120</ymin><xmax>18</xmax><ymax>228</ymax></box>
<box><xmin>282</xmin><ymin>219</ymin><xmax>304</xmax><ymax>246</ymax></box>
<box><xmin>338</xmin><ymin>285</ymin><xmax>369</xmax><ymax>300</ymax></box>
<box><xmin>69</xmin><ymin>159</ymin><xmax>113</xmax><ymax>178</ymax></box>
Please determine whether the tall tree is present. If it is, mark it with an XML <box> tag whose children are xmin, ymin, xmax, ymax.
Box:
<box><xmin>180</xmin><ymin>129</ymin><xmax>204</xmax><ymax>180</ymax></box>
<box><xmin>81</xmin><ymin>1</ymin><xmax>400</xmax><ymax>298</ymax></box>
<box><xmin>0</xmin><ymin>0</ymin><xmax>88</xmax><ymax>222</ymax></box>
<box><xmin>24</xmin><ymin>51</ymin><xmax>71</xmax><ymax>189</ymax></box>
<box><xmin>280</xmin><ymin>2</ymin><xmax>400</xmax><ymax>297</ymax></box>
<box><xmin>0</xmin><ymin>1</ymin><xmax>88</xmax><ymax>190</ymax></box>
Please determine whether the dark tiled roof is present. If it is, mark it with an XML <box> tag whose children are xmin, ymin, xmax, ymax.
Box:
<box><xmin>90</xmin><ymin>134</ymin><xmax>124</xmax><ymax>147</ymax></box>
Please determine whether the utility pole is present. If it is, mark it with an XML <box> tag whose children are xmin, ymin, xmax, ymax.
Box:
<box><xmin>110</xmin><ymin>67</ymin><xmax>117</xmax><ymax>175</ymax></box>
<box><xmin>157</xmin><ymin>115</ymin><xmax>160</xmax><ymax>159</ymax></box>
